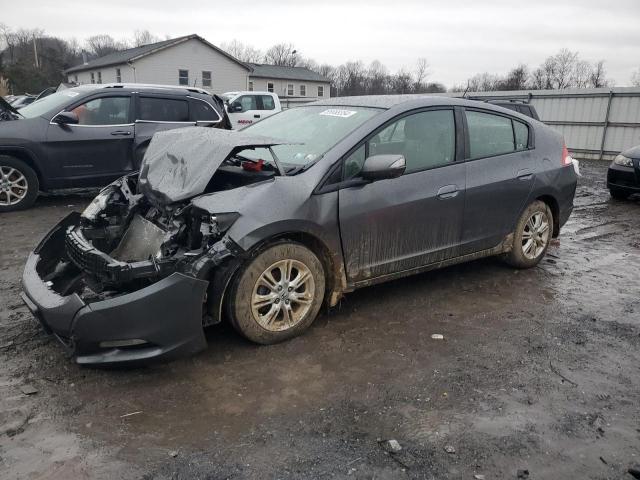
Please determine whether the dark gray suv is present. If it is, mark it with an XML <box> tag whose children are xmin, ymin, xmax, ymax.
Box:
<box><xmin>0</xmin><ymin>84</ymin><xmax>229</xmax><ymax>211</ymax></box>
<box><xmin>22</xmin><ymin>96</ymin><xmax>577</xmax><ymax>365</ymax></box>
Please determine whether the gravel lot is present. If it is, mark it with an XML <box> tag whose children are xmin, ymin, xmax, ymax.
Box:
<box><xmin>1</xmin><ymin>160</ymin><xmax>639</xmax><ymax>479</ymax></box>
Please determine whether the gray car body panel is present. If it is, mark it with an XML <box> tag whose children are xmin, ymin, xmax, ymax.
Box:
<box><xmin>22</xmin><ymin>94</ymin><xmax>577</xmax><ymax>365</ymax></box>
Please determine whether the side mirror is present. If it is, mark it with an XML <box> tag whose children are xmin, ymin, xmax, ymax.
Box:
<box><xmin>229</xmin><ymin>102</ymin><xmax>243</xmax><ymax>113</ymax></box>
<box><xmin>361</xmin><ymin>154</ymin><xmax>406</xmax><ymax>181</ymax></box>
<box><xmin>52</xmin><ymin>111</ymin><xmax>79</xmax><ymax>125</ymax></box>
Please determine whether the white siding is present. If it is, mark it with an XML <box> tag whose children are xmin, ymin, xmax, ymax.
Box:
<box><xmin>131</xmin><ymin>38</ymin><xmax>248</xmax><ymax>93</ymax></box>
<box><xmin>250</xmin><ymin>77</ymin><xmax>330</xmax><ymax>98</ymax></box>
<box><xmin>67</xmin><ymin>38</ymin><xmax>249</xmax><ymax>94</ymax></box>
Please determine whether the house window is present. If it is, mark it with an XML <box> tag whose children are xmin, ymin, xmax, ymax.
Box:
<box><xmin>116</xmin><ymin>68</ymin><xmax>121</xmax><ymax>83</ymax></box>
<box><xmin>287</xmin><ymin>84</ymin><xmax>294</xmax><ymax>96</ymax></box>
<box><xmin>318</xmin><ymin>85</ymin><xmax>324</xmax><ymax>97</ymax></box>
<box><xmin>267</xmin><ymin>82</ymin><xmax>274</xmax><ymax>93</ymax></box>
<box><xmin>178</xmin><ymin>69</ymin><xmax>189</xmax><ymax>86</ymax></box>
<box><xmin>248</xmin><ymin>81</ymin><xmax>254</xmax><ymax>91</ymax></box>
<box><xmin>97</xmin><ymin>72</ymin><xmax>102</xmax><ymax>84</ymax></box>
<box><xmin>202</xmin><ymin>71</ymin><xmax>211</xmax><ymax>87</ymax></box>
<box><xmin>299</xmin><ymin>85</ymin><xmax>306</xmax><ymax>96</ymax></box>
<box><xmin>90</xmin><ymin>72</ymin><xmax>95</xmax><ymax>84</ymax></box>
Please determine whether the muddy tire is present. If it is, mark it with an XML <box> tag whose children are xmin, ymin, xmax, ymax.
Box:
<box><xmin>609</xmin><ymin>188</ymin><xmax>630</xmax><ymax>200</ymax></box>
<box><xmin>503</xmin><ymin>200</ymin><xmax>553</xmax><ymax>269</ymax></box>
<box><xmin>229</xmin><ymin>242</ymin><xmax>325</xmax><ymax>344</ymax></box>
<box><xmin>0</xmin><ymin>156</ymin><xmax>39</xmax><ymax>212</ymax></box>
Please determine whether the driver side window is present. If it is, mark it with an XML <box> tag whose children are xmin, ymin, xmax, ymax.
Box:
<box><xmin>71</xmin><ymin>97</ymin><xmax>131</xmax><ymax>126</ymax></box>
<box><xmin>343</xmin><ymin>109</ymin><xmax>456</xmax><ymax>179</ymax></box>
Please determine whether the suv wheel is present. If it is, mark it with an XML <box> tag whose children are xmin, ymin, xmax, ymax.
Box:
<box><xmin>0</xmin><ymin>156</ymin><xmax>39</xmax><ymax>212</ymax></box>
<box><xmin>228</xmin><ymin>242</ymin><xmax>325</xmax><ymax>344</ymax></box>
<box><xmin>503</xmin><ymin>200</ymin><xmax>553</xmax><ymax>269</ymax></box>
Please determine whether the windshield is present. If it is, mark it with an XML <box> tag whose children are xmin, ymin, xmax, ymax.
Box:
<box><xmin>241</xmin><ymin>105</ymin><xmax>381</xmax><ymax>167</ymax></box>
<box><xmin>18</xmin><ymin>89</ymin><xmax>87</xmax><ymax>119</ymax></box>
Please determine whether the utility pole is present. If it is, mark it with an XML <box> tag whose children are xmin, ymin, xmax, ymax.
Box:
<box><xmin>32</xmin><ymin>35</ymin><xmax>39</xmax><ymax>69</ymax></box>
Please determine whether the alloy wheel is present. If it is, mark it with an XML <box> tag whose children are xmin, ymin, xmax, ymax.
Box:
<box><xmin>251</xmin><ymin>259</ymin><xmax>316</xmax><ymax>332</ymax></box>
<box><xmin>0</xmin><ymin>166</ymin><xmax>28</xmax><ymax>206</ymax></box>
<box><xmin>521</xmin><ymin>211</ymin><xmax>550</xmax><ymax>260</ymax></box>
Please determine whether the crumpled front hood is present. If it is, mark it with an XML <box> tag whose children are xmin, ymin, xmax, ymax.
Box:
<box><xmin>138</xmin><ymin>127</ymin><xmax>287</xmax><ymax>206</ymax></box>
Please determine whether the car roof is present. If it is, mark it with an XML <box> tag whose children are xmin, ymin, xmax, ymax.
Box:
<box><xmin>68</xmin><ymin>83</ymin><xmax>211</xmax><ymax>96</ymax></box>
<box><xmin>311</xmin><ymin>94</ymin><xmax>524</xmax><ymax>113</ymax></box>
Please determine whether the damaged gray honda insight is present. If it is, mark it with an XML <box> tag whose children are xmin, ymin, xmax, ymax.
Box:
<box><xmin>22</xmin><ymin>96</ymin><xmax>577</xmax><ymax>365</ymax></box>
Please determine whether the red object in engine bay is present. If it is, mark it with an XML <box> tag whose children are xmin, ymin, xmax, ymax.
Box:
<box><xmin>241</xmin><ymin>159</ymin><xmax>264</xmax><ymax>172</ymax></box>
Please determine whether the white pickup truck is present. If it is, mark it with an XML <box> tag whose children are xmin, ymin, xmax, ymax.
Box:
<box><xmin>222</xmin><ymin>91</ymin><xmax>282</xmax><ymax>129</ymax></box>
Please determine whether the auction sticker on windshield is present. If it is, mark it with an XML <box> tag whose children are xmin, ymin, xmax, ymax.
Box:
<box><xmin>320</xmin><ymin>109</ymin><xmax>357</xmax><ymax>118</ymax></box>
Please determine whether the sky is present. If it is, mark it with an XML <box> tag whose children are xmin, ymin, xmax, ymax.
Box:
<box><xmin>2</xmin><ymin>0</ymin><xmax>639</xmax><ymax>87</ymax></box>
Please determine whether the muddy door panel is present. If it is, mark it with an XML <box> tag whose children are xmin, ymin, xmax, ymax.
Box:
<box><xmin>461</xmin><ymin>150</ymin><xmax>535</xmax><ymax>254</ymax></box>
<box><xmin>339</xmin><ymin>163</ymin><xmax>466</xmax><ymax>283</ymax></box>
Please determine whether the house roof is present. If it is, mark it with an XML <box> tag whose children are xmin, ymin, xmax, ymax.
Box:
<box><xmin>65</xmin><ymin>34</ymin><xmax>250</xmax><ymax>74</ymax></box>
<box><xmin>247</xmin><ymin>63</ymin><xmax>330</xmax><ymax>83</ymax></box>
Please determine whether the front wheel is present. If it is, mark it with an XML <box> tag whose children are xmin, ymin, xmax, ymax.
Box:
<box><xmin>503</xmin><ymin>200</ymin><xmax>553</xmax><ymax>269</ymax></box>
<box><xmin>0</xmin><ymin>156</ymin><xmax>39</xmax><ymax>212</ymax></box>
<box><xmin>228</xmin><ymin>242</ymin><xmax>326</xmax><ymax>344</ymax></box>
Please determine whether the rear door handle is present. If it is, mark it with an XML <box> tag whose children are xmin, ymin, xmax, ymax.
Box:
<box><xmin>254</xmin><ymin>114</ymin><xmax>261</xmax><ymax>119</ymax></box>
<box><xmin>437</xmin><ymin>184</ymin><xmax>459</xmax><ymax>199</ymax></box>
<box><xmin>517</xmin><ymin>168</ymin><xmax>533</xmax><ymax>180</ymax></box>
<box><xmin>111</xmin><ymin>130</ymin><xmax>132</xmax><ymax>136</ymax></box>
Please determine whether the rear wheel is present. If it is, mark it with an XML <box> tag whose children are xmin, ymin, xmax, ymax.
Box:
<box><xmin>0</xmin><ymin>156</ymin><xmax>39</xmax><ymax>212</ymax></box>
<box><xmin>503</xmin><ymin>200</ymin><xmax>553</xmax><ymax>269</ymax></box>
<box><xmin>609</xmin><ymin>188</ymin><xmax>630</xmax><ymax>200</ymax></box>
<box><xmin>229</xmin><ymin>242</ymin><xmax>325</xmax><ymax>344</ymax></box>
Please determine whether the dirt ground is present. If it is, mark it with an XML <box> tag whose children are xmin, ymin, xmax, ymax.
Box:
<box><xmin>0</xmin><ymin>160</ymin><xmax>639</xmax><ymax>480</ymax></box>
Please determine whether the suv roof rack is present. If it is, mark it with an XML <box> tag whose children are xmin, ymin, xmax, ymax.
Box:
<box><xmin>101</xmin><ymin>83</ymin><xmax>210</xmax><ymax>95</ymax></box>
<box><xmin>485</xmin><ymin>99</ymin><xmax>530</xmax><ymax>105</ymax></box>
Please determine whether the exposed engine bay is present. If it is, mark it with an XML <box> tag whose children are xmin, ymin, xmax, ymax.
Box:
<box><xmin>42</xmin><ymin>142</ymin><xmax>284</xmax><ymax>304</ymax></box>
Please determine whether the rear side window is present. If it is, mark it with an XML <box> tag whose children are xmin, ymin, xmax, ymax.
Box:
<box><xmin>513</xmin><ymin>120</ymin><xmax>529</xmax><ymax>150</ymax></box>
<box><xmin>259</xmin><ymin>95</ymin><xmax>275</xmax><ymax>110</ymax></box>
<box><xmin>138</xmin><ymin>97</ymin><xmax>189</xmax><ymax>122</ymax></box>
<box><xmin>466</xmin><ymin>111</ymin><xmax>515</xmax><ymax>159</ymax></box>
<box><xmin>190</xmin><ymin>99</ymin><xmax>221</xmax><ymax>122</ymax></box>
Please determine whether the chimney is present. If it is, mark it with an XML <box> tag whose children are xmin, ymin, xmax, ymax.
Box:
<box><xmin>82</xmin><ymin>50</ymin><xmax>88</xmax><ymax>65</ymax></box>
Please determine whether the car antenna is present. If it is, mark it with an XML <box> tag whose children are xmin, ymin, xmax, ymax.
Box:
<box><xmin>461</xmin><ymin>81</ymin><xmax>470</xmax><ymax>99</ymax></box>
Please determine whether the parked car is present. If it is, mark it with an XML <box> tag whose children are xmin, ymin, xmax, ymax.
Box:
<box><xmin>485</xmin><ymin>100</ymin><xmax>540</xmax><ymax>120</ymax></box>
<box><xmin>0</xmin><ymin>83</ymin><xmax>230</xmax><ymax>211</ymax></box>
<box><xmin>607</xmin><ymin>145</ymin><xmax>640</xmax><ymax>199</ymax></box>
<box><xmin>21</xmin><ymin>96</ymin><xmax>577</xmax><ymax>365</ymax></box>
<box><xmin>9</xmin><ymin>95</ymin><xmax>36</xmax><ymax>109</ymax></box>
<box><xmin>0</xmin><ymin>96</ymin><xmax>21</xmax><ymax>122</ymax></box>
<box><xmin>222</xmin><ymin>91</ymin><xmax>281</xmax><ymax>129</ymax></box>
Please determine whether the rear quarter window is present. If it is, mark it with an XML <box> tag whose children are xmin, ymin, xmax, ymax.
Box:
<box><xmin>138</xmin><ymin>97</ymin><xmax>189</xmax><ymax>122</ymax></box>
<box><xmin>466</xmin><ymin>110</ymin><xmax>515</xmax><ymax>159</ymax></box>
<box><xmin>513</xmin><ymin>120</ymin><xmax>530</xmax><ymax>150</ymax></box>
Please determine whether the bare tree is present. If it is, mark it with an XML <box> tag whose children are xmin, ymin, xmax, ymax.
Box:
<box><xmin>220</xmin><ymin>39</ymin><xmax>263</xmax><ymax>63</ymax></box>
<box><xmin>589</xmin><ymin>60</ymin><xmax>609</xmax><ymax>88</ymax></box>
<box><xmin>264</xmin><ymin>43</ymin><xmax>298</xmax><ymax>67</ymax></box>
<box><xmin>632</xmin><ymin>68</ymin><xmax>640</xmax><ymax>87</ymax></box>
<box><xmin>391</xmin><ymin>68</ymin><xmax>414</xmax><ymax>94</ymax></box>
<box><xmin>413</xmin><ymin>57</ymin><xmax>429</xmax><ymax>92</ymax></box>
<box><xmin>133</xmin><ymin>30</ymin><xmax>160</xmax><ymax>47</ymax></box>
<box><xmin>86</xmin><ymin>34</ymin><xmax>124</xmax><ymax>57</ymax></box>
<box><xmin>367</xmin><ymin>60</ymin><xmax>389</xmax><ymax>94</ymax></box>
<box><xmin>499</xmin><ymin>64</ymin><xmax>529</xmax><ymax>90</ymax></box>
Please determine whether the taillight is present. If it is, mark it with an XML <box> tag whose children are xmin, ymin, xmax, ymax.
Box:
<box><xmin>561</xmin><ymin>144</ymin><xmax>572</xmax><ymax>166</ymax></box>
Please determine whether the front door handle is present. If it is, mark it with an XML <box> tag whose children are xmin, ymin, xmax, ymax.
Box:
<box><xmin>111</xmin><ymin>130</ymin><xmax>132</xmax><ymax>136</ymax></box>
<box><xmin>253</xmin><ymin>114</ymin><xmax>261</xmax><ymax>119</ymax></box>
<box><xmin>517</xmin><ymin>168</ymin><xmax>533</xmax><ymax>180</ymax></box>
<box><xmin>437</xmin><ymin>184</ymin><xmax>459</xmax><ymax>199</ymax></box>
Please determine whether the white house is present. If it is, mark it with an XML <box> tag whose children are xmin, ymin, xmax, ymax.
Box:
<box><xmin>65</xmin><ymin>34</ymin><xmax>331</xmax><ymax>99</ymax></box>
